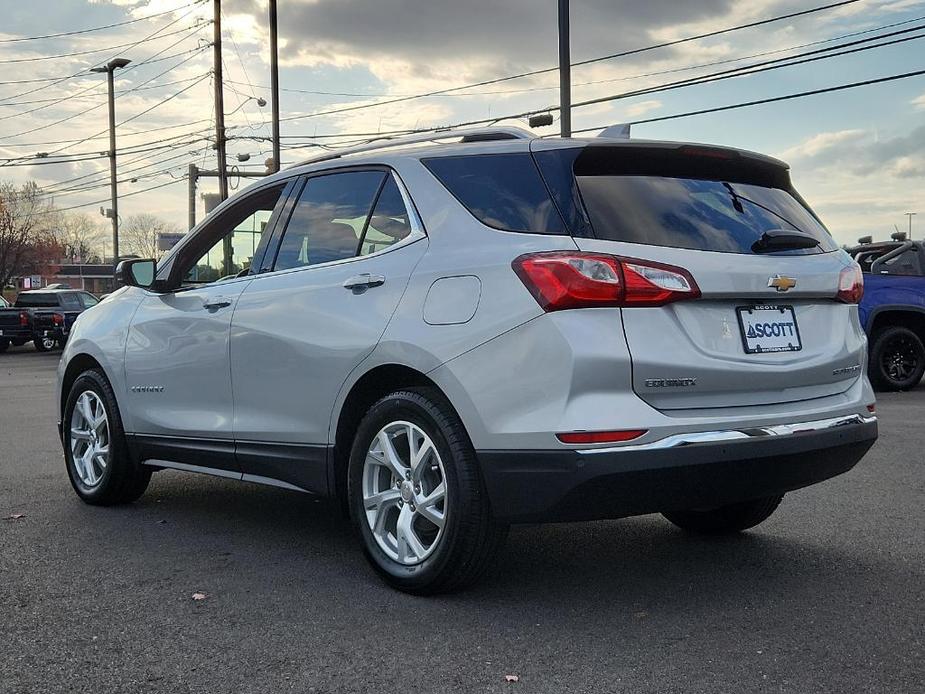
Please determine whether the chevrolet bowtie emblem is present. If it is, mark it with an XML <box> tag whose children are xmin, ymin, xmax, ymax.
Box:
<box><xmin>768</xmin><ymin>275</ymin><xmax>797</xmax><ymax>292</ymax></box>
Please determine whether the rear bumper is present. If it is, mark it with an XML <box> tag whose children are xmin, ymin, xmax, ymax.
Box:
<box><xmin>0</xmin><ymin>327</ymin><xmax>32</xmax><ymax>341</ymax></box>
<box><xmin>478</xmin><ymin>415</ymin><xmax>878</xmax><ymax>523</ymax></box>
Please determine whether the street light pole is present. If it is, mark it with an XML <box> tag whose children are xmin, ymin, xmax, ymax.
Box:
<box><xmin>905</xmin><ymin>212</ymin><xmax>917</xmax><ymax>237</ymax></box>
<box><xmin>558</xmin><ymin>0</ymin><xmax>571</xmax><ymax>138</ymax></box>
<box><xmin>268</xmin><ymin>0</ymin><xmax>281</xmax><ymax>173</ymax></box>
<box><xmin>90</xmin><ymin>57</ymin><xmax>131</xmax><ymax>269</ymax></box>
<box><xmin>213</xmin><ymin>0</ymin><xmax>229</xmax><ymax>201</ymax></box>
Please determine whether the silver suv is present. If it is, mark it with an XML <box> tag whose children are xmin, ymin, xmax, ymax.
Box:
<box><xmin>57</xmin><ymin>126</ymin><xmax>878</xmax><ymax>593</ymax></box>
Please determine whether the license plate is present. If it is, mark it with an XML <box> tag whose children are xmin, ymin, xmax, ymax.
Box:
<box><xmin>736</xmin><ymin>305</ymin><xmax>802</xmax><ymax>354</ymax></box>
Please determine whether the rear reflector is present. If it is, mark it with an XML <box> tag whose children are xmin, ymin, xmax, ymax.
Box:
<box><xmin>556</xmin><ymin>430</ymin><xmax>647</xmax><ymax>444</ymax></box>
<box><xmin>512</xmin><ymin>252</ymin><xmax>699</xmax><ymax>311</ymax></box>
<box><xmin>836</xmin><ymin>263</ymin><xmax>864</xmax><ymax>304</ymax></box>
<box><xmin>867</xmin><ymin>404</ymin><xmax>876</xmax><ymax>413</ymax></box>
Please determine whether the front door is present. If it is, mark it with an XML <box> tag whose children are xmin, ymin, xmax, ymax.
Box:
<box><xmin>230</xmin><ymin>169</ymin><xmax>427</xmax><ymax>491</ymax></box>
<box><xmin>123</xmin><ymin>182</ymin><xmax>289</xmax><ymax>471</ymax></box>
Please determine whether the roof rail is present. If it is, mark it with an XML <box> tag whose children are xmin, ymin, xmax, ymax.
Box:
<box><xmin>289</xmin><ymin>126</ymin><xmax>534</xmax><ymax>168</ymax></box>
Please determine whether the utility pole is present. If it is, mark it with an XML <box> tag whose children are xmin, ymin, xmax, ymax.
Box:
<box><xmin>268</xmin><ymin>0</ymin><xmax>281</xmax><ymax>173</ymax></box>
<box><xmin>213</xmin><ymin>0</ymin><xmax>229</xmax><ymax>201</ymax></box>
<box><xmin>90</xmin><ymin>57</ymin><xmax>131</xmax><ymax>268</ymax></box>
<box><xmin>188</xmin><ymin>163</ymin><xmax>198</xmax><ymax>230</ymax></box>
<box><xmin>906</xmin><ymin>212</ymin><xmax>917</xmax><ymax>237</ymax></box>
<box><xmin>558</xmin><ymin>0</ymin><xmax>571</xmax><ymax>138</ymax></box>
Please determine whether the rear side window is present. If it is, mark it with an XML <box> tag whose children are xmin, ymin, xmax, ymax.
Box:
<box><xmin>423</xmin><ymin>153</ymin><xmax>565</xmax><ymax>234</ymax></box>
<box><xmin>59</xmin><ymin>293</ymin><xmax>81</xmax><ymax>310</ymax></box>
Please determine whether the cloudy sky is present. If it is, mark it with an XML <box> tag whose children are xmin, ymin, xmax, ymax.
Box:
<box><xmin>0</xmin><ymin>0</ymin><xmax>923</xmax><ymax>246</ymax></box>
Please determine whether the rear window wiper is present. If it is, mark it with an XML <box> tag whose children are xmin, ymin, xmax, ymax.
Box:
<box><xmin>751</xmin><ymin>228</ymin><xmax>821</xmax><ymax>253</ymax></box>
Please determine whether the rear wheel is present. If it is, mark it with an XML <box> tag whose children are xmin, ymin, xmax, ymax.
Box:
<box><xmin>347</xmin><ymin>388</ymin><xmax>507</xmax><ymax>594</ymax></box>
<box><xmin>869</xmin><ymin>325</ymin><xmax>925</xmax><ymax>391</ymax></box>
<box><xmin>0</xmin><ymin>338</ymin><xmax>8</xmax><ymax>353</ymax></box>
<box><xmin>662</xmin><ymin>495</ymin><xmax>783</xmax><ymax>534</ymax></box>
<box><xmin>63</xmin><ymin>369</ymin><xmax>151</xmax><ymax>505</ymax></box>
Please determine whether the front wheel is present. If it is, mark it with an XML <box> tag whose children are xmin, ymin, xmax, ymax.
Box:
<box><xmin>63</xmin><ymin>369</ymin><xmax>151</xmax><ymax>505</ymax></box>
<box><xmin>662</xmin><ymin>495</ymin><xmax>783</xmax><ymax>534</ymax></box>
<box><xmin>869</xmin><ymin>326</ymin><xmax>925</xmax><ymax>391</ymax></box>
<box><xmin>347</xmin><ymin>388</ymin><xmax>507</xmax><ymax>594</ymax></box>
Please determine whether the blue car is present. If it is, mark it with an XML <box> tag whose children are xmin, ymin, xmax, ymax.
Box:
<box><xmin>850</xmin><ymin>233</ymin><xmax>925</xmax><ymax>391</ymax></box>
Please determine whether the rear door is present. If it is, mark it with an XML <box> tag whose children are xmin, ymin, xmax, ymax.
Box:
<box><xmin>230</xmin><ymin>168</ymin><xmax>427</xmax><ymax>491</ymax></box>
<box><xmin>535</xmin><ymin>143</ymin><xmax>865</xmax><ymax>410</ymax></box>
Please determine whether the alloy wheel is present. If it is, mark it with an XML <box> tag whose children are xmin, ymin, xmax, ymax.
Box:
<box><xmin>882</xmin><ymin>334</ymin><xmax>920</xmax><ymax>383</ymax></box>
<box><xmin>362</xmin><ymin>420</ymin><xmax>447</xmax><ymax>565</ymax></box>
<box><xmin>69</xmin><ymin>391</ymin><xmax>110</xmax><ymax>488</ymax></box>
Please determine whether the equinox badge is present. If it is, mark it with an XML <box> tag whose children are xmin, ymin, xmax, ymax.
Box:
<box><xmin>768</xmin><ymin>275</ymin><xmax>797</xmax><ymax>292</ymax></box>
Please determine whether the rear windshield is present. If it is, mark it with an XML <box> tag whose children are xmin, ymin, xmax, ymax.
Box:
<box><xmin>577</xmin><ymin>175</ymin><xmax>837</xmax><ymax>254</ymax></box>
<box><xmin>15</xmin><ymin>293</ymin><xmax>59</xmax><ymax>308</ymax></box>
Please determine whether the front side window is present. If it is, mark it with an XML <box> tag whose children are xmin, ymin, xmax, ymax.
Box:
<box><xmin>274</xmin><ymin>170</ymin><xmax>386</xmax><ymax>271</ymax></box>
<box><xmin>181</xmin><ymin>185</ymin><xmax>285</xmax><ymax>286</ymax></box>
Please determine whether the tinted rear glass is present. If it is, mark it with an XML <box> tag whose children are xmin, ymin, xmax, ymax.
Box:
<box><xmin>423</xmin><ymin>153</ymin><xmax>565</xmax><ymax>234</ymax></box>
<box><xmin>15</xmin><ymin>293</ymin><xmax>59</xmax><ymax>308</ymax></box>
<box><xmin>577</xmin><ymin>176</ymin><xmax>837</xmax><ymax>254</ymax></box>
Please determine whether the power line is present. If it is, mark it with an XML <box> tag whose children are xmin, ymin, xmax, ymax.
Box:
<box><xmin>273</xmin><ymin>22</ymin><xmax>925</xmax><ymax>128</ymax></box>
<box><xmin>37</xmin><ymin>177</ymin><xmax>187</xmax><ymax>215</ymax></box>
<box><xmin>0</xmin><ymin>23</ymin><xmax>203</xmax><ymax>65</ymax></box>
<box><xmin>0</xmin><ymin>1</ymin><xmax>203</xmax><ymax>43</ymax></box>
<box><xmin>271</xmin><ymin>0</ymin><xmax>863</xmax><ymax>125</ymax></box>
<box><xmin>0</xmin><ymin>4</ymin><xmax>205</xmax><ymax>104</ymax></box>
<box><xmin>573</xmin><ymin>67</ymin><xmax>925</xmax><ymax>131</ymax></box>
<box><xmin>0</xmin><ymin>73</ymin><xmax>210</xmax><ymax>108</ymax></box>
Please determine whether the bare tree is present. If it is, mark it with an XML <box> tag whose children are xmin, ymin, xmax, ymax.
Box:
<box><xmin>0</xmin><ymin>181</ymin><xmax>58</xmax><ymax>288</ymax></box>
<box><xmin>120</xmin><ymin>213</ymin><xmax>179</xmax><ymax>259</ymax></box>
<box><xmin>55</xmin><ymin>212</ymin><xmax>105</xmax><ymax>263</ymax></box>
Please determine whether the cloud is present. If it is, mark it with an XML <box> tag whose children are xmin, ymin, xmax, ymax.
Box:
<box><xmin>779</xmin><ymin>126</ymin><xmax>925</xmax><ymax>179</ymax></box>
<box><xmin>625</xmin><ymin>100</ymin><xmax>663</xmax><ymax>117</ymax></box>
<box><xmin>913</xmin><ymin>92</ymin><xmax>925</xmax><ymax>110</ymax></box>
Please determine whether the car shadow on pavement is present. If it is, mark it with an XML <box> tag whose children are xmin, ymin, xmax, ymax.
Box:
<box><xmin>81</xmin><ymin>469</ymin><xmax>917</xmax><ymax>616</ymax></box>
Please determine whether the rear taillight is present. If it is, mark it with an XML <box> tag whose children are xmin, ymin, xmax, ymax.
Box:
<box><xmin>836</xmin><ymin>263</ymin><xmax>864</xmax><ymax>304</ymax></box>
<box><xmin>52</xmin><ymin>313</ymin><xmax>64</xmax><ymax>326</ymax></box>
<box><xmin>19</xmin><ymin>311</ymin><xmax>29</xmax><ymax>327</ymax></box>
<box><xmin>512</xmin><ymin>252</ymin><xmax>700</xmax><ymax>311</ymax></box>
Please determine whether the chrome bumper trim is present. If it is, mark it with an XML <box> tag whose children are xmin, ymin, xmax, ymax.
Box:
<box><xmin>577</xmin><ymin>414</ymin><xmax>877</xmax><ymax>455</ymax></box>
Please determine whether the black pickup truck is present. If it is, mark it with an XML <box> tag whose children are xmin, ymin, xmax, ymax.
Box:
<box><xmin>0</xmin><ymin>289</ymin><xmax>100</xmax><ymax>353</ymax></box>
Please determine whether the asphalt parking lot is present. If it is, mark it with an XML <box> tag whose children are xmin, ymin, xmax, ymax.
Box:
<box><xmin>1</xmin><ymin>347</ymin><xmax>922</xmax><ymax>694</ymax></box>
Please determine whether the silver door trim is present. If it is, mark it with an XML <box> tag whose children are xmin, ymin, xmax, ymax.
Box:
<box><xmin>575</xmin><ymin>414</ymin><xmax>877</xmax><ymax>454</ymax></box>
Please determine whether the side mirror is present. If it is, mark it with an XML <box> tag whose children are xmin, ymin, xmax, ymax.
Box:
<box><xmin>115</xmin><ymin>258</ymin><xmax>156</xmax><ymax>289</ymax></box>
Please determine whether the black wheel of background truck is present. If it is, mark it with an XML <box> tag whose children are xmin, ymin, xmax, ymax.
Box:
<box><xmin>662</xmin><ymin>495</ymin><xmax>784</xmax><ymax>534</ymax></box>
<box><xmin>33</xmin><ymin>335</ymin><xmax>56</xmax><ymax>352</ymax></box>
<box><xmin>347</xmin><ymin>387</ymin><xmax>508</xmax><ymax>594</ymax></box>
<box><xmin>869</xmin><ymin>325</ymin><xmax>925</xmax><ymax>391</ymax></box>
<box><xmin>0</xmin><ymin>338</ymin><xmax>9</xmax><ymax>353</ymax></box>
<box><xmin>63</xmin><ymin>368</ymin><xmax>151</xmax><ymax>505</ymax></box>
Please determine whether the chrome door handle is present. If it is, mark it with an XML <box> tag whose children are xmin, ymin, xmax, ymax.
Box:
<box><xmin>343</xmin><ymin>274</ymin><xmax>385</xmax><ymax>290</ymax></box>
<box><xmin>203</xmin><ymin>297</ymin><xmax>232</xmax><ymax>310</ymax></box>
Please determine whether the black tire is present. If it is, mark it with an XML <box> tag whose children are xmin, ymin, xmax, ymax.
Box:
<box><xmin>63</xmin><ymin>369</ymin><xmax>151</xmax><ymax>505</ymax></box>
<box><xmin>869</xmin><ymin>325</ymin><xmax>925</xmax><ymax>391</ymax></box>
<box><xmin>347</xmin><ymin>387</ymin><xmax>507</xmax><ymax>594</ymax></box>
<box><xmin>33</xmin><ymin>335</ymin><xmax>55</xmax><ymax>352</ymax></box>
<box><xmin>0</xmin><ymin>338</ymin><xmax>8</xmax><ymax>353</ymax></box>
<box><xmin>662</xmin><ymin>495</ymin><xmax>784</xmax><ymax>535</ymax></box>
